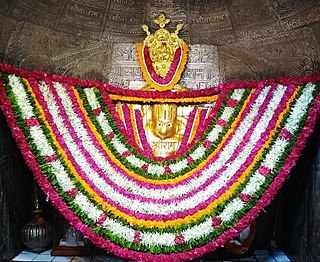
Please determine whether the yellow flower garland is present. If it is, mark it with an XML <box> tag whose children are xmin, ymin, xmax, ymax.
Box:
<box><xmin>116</xmin><ymin>102</ymin><xmax>125</xmax><ymax>125</ymax></box>
<box><xmin>188</xmin><ymin>108</ymin><xmax>202</xmax><ymax>144</ymax></box>
<box><xmin>109</xmin><ymin>93</ymin><xmax>219</xmax><ymax>103</ymax></box>
<box><xmin>75</xmin><ymin>89</ymin><xmax>255</xmax><ymax>185</ymax></box>
<box><xmin>23</xmin><ymin>78</ymin><xmax>300</xmax><ymax>229</ymax></box>
<box><xmin>129</xmin><ymin>104</ymin><xmax>143</xmax><ymax>149</ymax></box>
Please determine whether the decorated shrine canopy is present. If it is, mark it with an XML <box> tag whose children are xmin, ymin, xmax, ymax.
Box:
<box><xmin>0</xmin><ymin>63</ymin><xmax>320</xmax><ymax>262</ymax></box>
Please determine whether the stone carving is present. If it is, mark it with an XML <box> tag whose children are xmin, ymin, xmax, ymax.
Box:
<box><xmin>9</xmin><ymin>0</ymin><xmax>65</xmax><ymax>29</ymax></box>
<box><xmin>218</xmin><ymin>27</ymin><xmax>320</xmax><ymax>81</ymax></box>
<box><xmin>180</xmin><ymin>44</ymin><xmax>221</xmax><ymax>89</ymax></box>
<box><xmin>8</xmin><ymin>0</ymin><xmax>110</xmax><ymax>40</ymax></box>
<box><xmin>106</xmin><ymin>11</ymin><xmax>146</xmax><ymax>36</ymax></box>
<box><xmin>229</xmin><ymin>0</ymin><xmax>277</xmax><ymax>28</ymax></box>
<box><xmin>57</xmin><ymin>0</ymin><xmax>109</xmax><ymax>39</ymax></box>
<box><xmin>273</xmin><ymin>0</ymin><xmax>316</xmax><ymax>19</ymax></box>
<box><xmin>148</xmin><ymin>0</ymin><xmax>188</xmax><ymax>40</ymax></box>
<box><xmin>188</xmin><ymin>4</ymin><xmax>234</xmax><ymax>45</ymax></box>
<box><xmin>109</xmin><ymin>43</ymin><xmax>221</xmax><ymax>89</ymax></box>
<box><xmin>4</xmin><ymin>21</ymin><xmax>121</xmax><ymax>80</ymax></box>
<box><xmin>106</xmin><ymin>0</ymin><xmax>146</xmax><ymax>36</ymax></box>
<box><xmin>0</xmin><ymin>14</ymin><xmax>17</xmax><ymax>63</ymax></box>
<box><xmin>279</xmin><ymin>3</ymin><xmax>320</xmax><ymax>31</ymax></box>
<box><xmin>0</xmin><ymin>0</ymin><xmax>15</xmax><ymax>15</ymax></box>
<box><xmin>109</xmin><ymin>43</ymin><xmax>143</xmax><ymax>88</ymax></box>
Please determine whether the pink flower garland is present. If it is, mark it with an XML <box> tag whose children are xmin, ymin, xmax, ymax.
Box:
<box><xmin>143</xmin><ymin>45</ymin><xmax>182</xmax><ymax>85</ymax></box>
<box><xmin>1</xmin><ymin>63</ymin><xmax>320</xmax><ymax>262</ymax></box>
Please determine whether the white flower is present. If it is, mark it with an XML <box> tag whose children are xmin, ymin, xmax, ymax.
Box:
<box><xmin>169</xmin><ymin>159</ymin><xmax>188</xmax><ymax>173</ymax></box>
<box><xmin>183</xmin><ymin>218</ymin><xmax>212</xmax><ymax>242</ymax></box>
<box><xmin>190</xmin><ymin>145</ymin><xmax>206</xmax><ymax>159</ymax></box>
<box><xmin>231</xmin><ymin>89</ymin><xmax>245</xmax><ymax>100</ymax></box>
<box><xmin>49</xmin><ymin>161</ymin><xmax>74</xmax><ymax>191</ymax></box>
<box><xmin>107</xmin><ymin>218</ymin><xmax>134</xmax><ymax>241</ymax></box>
<box><xmin>111</xmin><ymin>138</ymin><xmax>127</xmax><ymax>154</ymax></box>
<box><xmin>220</xmin><ymin>107</ymin><xmax>234</xmax><ymax>121</ymax></box>
<box><xmin>141</xmin><ymin>232</ymin><xmax>175</xmax><ymax>247</ymax></box>
<box><xmin>29</xmin><ymin>126</ymin><xmax>55</xmax><ymax>156</ymax></box>
<box><xmin>9</xmin><ymin>75</ymin><xmax>34</xmax><ymax>119</ymax></box>
<box><xmin>263</xmin><ymin>138</ymin><xmax>288</xmax><ymax>170</ymax></box>
<box><xmin>219</xmin><ymin>198</ymin><xmax>244</xmax><ymax>222</ymax></box>
<box><xmin>84</xmin><ymin>88</ymin><xmax>100</xmax><ymax>109</ymax></box>
<box><xmin>74</xmin><ymin>193</ymin><xmax>103</xmax><ymax>222</ymax></box>
<box><xmin>242</xmin><ymin>173</ymin><xmax>265</xmax><ymax>196</ymax></box>
<box><xmin>146</xmin><ymin>163</ymin><xmax>165</xmax><ymax>176</ymax></box>
<box><xmin>285</xmin><ymin>84</ymin><xmax>315</xmax><ymax>133</ymax></box>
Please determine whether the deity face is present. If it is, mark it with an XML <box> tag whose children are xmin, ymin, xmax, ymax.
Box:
<box><xmin>151</xmin><ymin>104</ymin><xmax>178</xmax><ymax>140</ymax></box>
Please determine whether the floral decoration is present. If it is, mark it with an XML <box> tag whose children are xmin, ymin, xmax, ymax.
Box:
<box><xmin>136</xmin><ymin>41</ymin><xmax>189</xmax><ymax>91</ymax></box>
<box><xmin>0</xmin><ymin>63</ymin><xmax>320</xmax><ymax>262</ymax></box>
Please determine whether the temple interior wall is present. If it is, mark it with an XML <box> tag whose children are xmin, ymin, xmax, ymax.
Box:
<box><xmin>0</xmin><ymin>0</ymin><xmax>320</xmax><ymax>261</ymax></box>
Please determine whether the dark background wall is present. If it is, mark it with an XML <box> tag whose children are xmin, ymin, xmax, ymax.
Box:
<box><xmin>0</xmin><ymin>0</ymin><xmax>320</xmax><ymax>261</ymax></box>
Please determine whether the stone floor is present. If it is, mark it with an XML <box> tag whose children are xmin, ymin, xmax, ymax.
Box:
<box><xmin>12</xmin><ymin>249</ymin><xmax>291</xmax><ymax>262</ymax></box>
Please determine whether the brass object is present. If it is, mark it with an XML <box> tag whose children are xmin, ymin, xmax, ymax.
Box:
<box><xmin>21</xmin><ymin>180</ymin><xmax>52</xmax><ymax>253</ymax></box>
<box><xmin>137</xmin><ymin>13</ymin><xmax>189</xmax><ymax>91</ymax></box>
<box><xmin>138</xmin><ymin>14</ymin><xmax>189</xmax><ymax>157</ymax></box>
<box><xmin>143</xmin><ymin>103</ymin><xmax>187</xmax><ymax>157</ymax></box>
<box><xmin>147</xmin><ymin>104</ymin><xmax>181</xmax><ymax>140</ymax></box>
<box><xmin>142</xmin><ymin>13</ymin><xmax>184</xmax><ymax>78</ymax></box>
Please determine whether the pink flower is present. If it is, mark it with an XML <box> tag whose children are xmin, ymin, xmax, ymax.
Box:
<box><xmin>202</xmin><ymin>140</ymin><xmax>212</xmax><ymax>149</ymax></box>
<box><xmin>258</xmin><ymin>166</ymin><xmax>271</xmax><ymax>177</ymax></box>
<box><xmin>187</xmin><ymin>156</ymin><xmax>194</xmax><ymax>166</ymax></box>
<box><xmin>227</xmin><ymin>98</ymin><xmax>238</xmax><ymax>108</ymax></box>
<box><xmin>96</xmin><ymin>214</ymin><xmax>107</xmax><ymax>226</ymax></box>
<box><xmin>260</xmin><ymin>131</ymin><xmax>269</xmax><ymax>141</ymax></box>
<box><xmin>278</xmin><ymin>128</ymin><xmax>293</xmax><ymax>140</ymax></box>
<box><xmin>43</xmin><ymin>154</ymin><xmax>57</xmax><ymax>162</ymax></box>
<box><xmin>121</xmin><ymin>150</ymin><xmax>131</xmax><ymax>158</ymax></box>
<box><xmin>67</xmin><ymin>188</ymin><xmax>78</xmax><ymax>198</ymax></box>
<box><xmin>239</xmin><ymin>193</ymin><xmax>251</xmax><ymax>202</ymax></box>
<box><xmin>141</xmin><ymin>164</ymin><xmax>149</xmax><ymax>171</ymax></box>
<box><xmin>211</xmin><ymin>216</ymin><xmax>222</xmax><ymax>228</ymax></box>
<box><xmin>107</xmin><ymin>131</ymin><xmax>115</xmax><ymax>140</ymax></box>
<box><xmin>164</xmin><ymin>166</ymin><xmax>172</xmax><ymax>175</ymax></box>
<box><xmin>93</xmin><ymin>107</ymin><xmax>102</xmax><ymax>116</ymax></box>
<box><xmin>216</xmin><ymin>119</ymin><xmax>228</xmax><ymax>127</ymax></box>
<box><xmin>25</xmin><ymin>117</ymin><xmax>39</xmax><ymax>127</ymax></box>
<box><xmin>174</xmin><ymin>232</ymin><xmax>185</xmax><ymax>245</ymax></box>
<box><xmin>133</xmin><ymin>230</ymin><xmax>141</xmax><ymax>244</ymax></box>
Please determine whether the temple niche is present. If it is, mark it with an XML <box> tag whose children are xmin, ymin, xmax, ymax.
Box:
<box><xmin>0</xmin><ymin>1</ymin><xmax>320</xmax><ymax>262</ymax></box>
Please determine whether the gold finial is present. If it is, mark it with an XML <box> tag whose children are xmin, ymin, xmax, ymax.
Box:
<box><xmin>175</xmin><ymin>23</ymin><xmax>183</xmax><ymax>34</ymax></box>
<box><xmin>154</xmin><ymin>13</ymin><xmax>170</xmax><ymax>28</ymax></box>
<box><xmin>141</xmin><ymin>24</ymin><xmax>150</xmax><ymax>35</ymax></box>
<box><xmin>137</xmin><ymin>13</ymin><xmax>188</xmax><ymax>91</ymax></box>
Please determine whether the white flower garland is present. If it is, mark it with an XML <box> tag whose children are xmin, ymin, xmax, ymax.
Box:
<box><xmin>5</xmin><ymin>73</ymin><xmax>317</xmax><ymax>250</ymax></box>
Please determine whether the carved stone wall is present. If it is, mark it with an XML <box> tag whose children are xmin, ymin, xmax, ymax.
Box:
<box><xmin>109</xmin><ymin>43</ymin><xmax>221</xmax><ymax>89</ymax></box>
<box><xmin>1</xmin><ymin>0</ymin><xmax>319</xmax><ymax>83</ymax></box>
<box><xmin>0</xmin><ymin>0</ymin><xmax>320</xmax><ymax>260</ymax></box>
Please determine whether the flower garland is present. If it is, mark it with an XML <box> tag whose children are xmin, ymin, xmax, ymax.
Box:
<box><xmin>0</xmin><ymin>63</ymin><xmax>320</xmax><ymax>262</ymax></box>
<box><xmin>136</xmin><ymin>41</ymin><xmax>189</xmax><ymax>91</ymax></box>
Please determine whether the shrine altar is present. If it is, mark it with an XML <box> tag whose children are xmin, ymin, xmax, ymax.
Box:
<box><xmin>0</xmin><ymin>14</ymin><xmax>320</xmax><ymax>262</ymax></box>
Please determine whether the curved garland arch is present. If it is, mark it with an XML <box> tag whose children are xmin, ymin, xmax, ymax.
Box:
<box><xmin>0</xmin><ymin>63</ymin><xmax>319</xmax><ymax>261</ymax></box>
